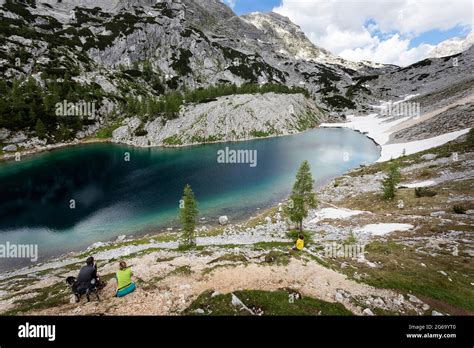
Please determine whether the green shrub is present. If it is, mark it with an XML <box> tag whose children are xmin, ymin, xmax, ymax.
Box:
<box><xmin>249</xmin><ymin>129</ymin><xmax>271</xmax><ymax>138</ymax></box>
<box><xmin>134</xmin><ymin>126</ymin><xmax>148</xmax><ymax>137</ymax></box>
<box><xmin>96</xmin><ymin>120</ymin><xmax>122</xmax><ymax>139</ymax></box>
<box><xmin>414</xmin><ymin>187</ymin><xmax>437</xmax><ymax>198</ymax></box>
<box><xmin>323</xmin><ymin>95</ymin><xmax>356</xmax><ymax>110</ymax></box>
<box><xmin>453</xmin><ymin>205</ymin><xmax>466</xmax><ymax>214</ymax></box>
<box><xmin>163</xmin><ymin>135</ymin><xmax>182</xmax><ymax>146</ymax></box>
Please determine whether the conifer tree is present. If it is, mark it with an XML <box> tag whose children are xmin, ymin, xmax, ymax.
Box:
<box><xmin>35</xmin><ymin>118</ymin><xmax>46</xmax><ymax>139</ymax></box>
<box><xmin>381</xmin><ymin>163</ymin><xmax>401</xmax><ymax>200</ymax></box>
<box><xmin>179</xmin><ymin>184</ymin><xmax>198</xmax><ymax>249</ymax></box>
<box><xmin>285</xmin><ymin>161</ymin><xmax>317</xmax><ymax>231</ymax></box>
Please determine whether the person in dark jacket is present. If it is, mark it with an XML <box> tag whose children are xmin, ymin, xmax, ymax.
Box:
<box><xmin>75</xmin><ymin>256</ymin><xmax>99</xmax><ymax>294</ymax></box>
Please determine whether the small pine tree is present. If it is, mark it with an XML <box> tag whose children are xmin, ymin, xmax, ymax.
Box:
<box><xmin>381</xmin><ymin>163</ymin><xmax>401</xmax><ymax>200</ymax></box>
<box><xmin>54</xmin><ymin>123</ymin><xmax>71</xmax><ymax>142</ymax></box>
<box><xmin>285</xmin><ymin>161</ymin><xmax>317</xmax><ymax>231</ymax></box>
<box><xmin>35</xmin><ymin>118</ymin><xmax>46</xmax><ymax>139</ymax></box>
<box><xmin>467</xmin><ymin>128</ymin><xmax>474</xmax><ymax>148</ymax></box>
<box><xmin>179</xmin><ymin>184</ymin><xmax>198</xmax><ymax>249</ymax></box>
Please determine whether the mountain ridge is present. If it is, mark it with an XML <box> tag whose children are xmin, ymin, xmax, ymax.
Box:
<box><xmin>0</xmin><ymin>0</ymin><xmax>472</xmax><ymax>154</ymax></box>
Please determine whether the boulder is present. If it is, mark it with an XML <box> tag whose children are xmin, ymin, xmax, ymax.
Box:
<box><xmin>2</xmin><ymin>144</ymin><xmax>17</xmax><ymax>152</ymax></box>
<box><xmin>0</xmin><ymin>128</ymin><xmax>10</xmax><ymax>141</ymax></box>
<box><xmin>408</xmin><ymin>294</ymin><xmax>422</xmax><ymax>303</ymax></box>
<box><xmin>112</xmin><ymin>125</ymin><xmax>132</xmax><ymax>143</ymax></box>
<box><xmin>362</xmin><ymin>308</ymin><xmax>374</xmax><ymax>316</ymax></box>
<box><xmin>373</xmin><ymin>297</ymin><xmax>385</xmax><ymax>306</ymax></box>
<box><xmin>76</xmin><ymin>131</ymin><xmax>86</xmax><ymax>139</ymax></box>
<box><xmin>421</xmin><ymin>153</ymin><xmax>437</xmax><ymax>160</ymax></box>
<box><xmin>218</xmin><ymin>215</ymin><xmax>229</xmax><ymax>225</ymax></box>
<box><xmin>8</xmin><ymin>131</ymin><xmax>27</xmax><ymax>144</ymax></box>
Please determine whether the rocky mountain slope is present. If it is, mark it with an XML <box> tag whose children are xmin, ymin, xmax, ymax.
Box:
<box><xmin>242</xmin><ymin>12</ymin><xmax>391</xmax><ymax>72</ymax></box>
<box><xmin>1</xmin><ymin>0</ymin><xmax>472</xmax><ymax>153</ymax></box>
<box><xmin>368</xmin><ymin>46</ymin><xmax>474</xmax><ymax>100</ymax></box>
<box><xmin>357</xmin><ymin>45</ymin><xmax>474</xmax><ymax>146</ymax></box>
<box><xmin>0</xmin><ymin>0</ymin><xmax>394</xmax><ymax>153</ymax></box>
<box><xmin>429</xmin><ymin>31</ymin><xmax>474</xmax><ymax>58</ymax></box>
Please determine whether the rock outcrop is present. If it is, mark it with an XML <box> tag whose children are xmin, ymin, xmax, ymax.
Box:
<box><xmin>112</xmin><ymin>92</ymin><xmax>325</xmax><ymax>146</ymax></box>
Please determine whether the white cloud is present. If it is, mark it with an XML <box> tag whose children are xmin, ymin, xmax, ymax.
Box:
<box><xmin>315</xmin><ymin>25</ymin><xmax>378</xmax><ymax>53</ymax></box>
<box><xmin>273</xmin><ymin>0</ymin><xmax>473</xmax><ymax>66</ymax></box>
<box><xmin>338</xmin><ymin>34</ymin><xmax>434</xmax><ymax>66</ymax></box>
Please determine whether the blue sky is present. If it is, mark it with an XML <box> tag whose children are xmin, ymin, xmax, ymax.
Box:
<box><xmin>408</xmin><ymin>26</ymin><xmax>471</xmax><ymax>48</ymax></box>
<box><xmin>228</xmin><ymin>0</ymin><xmax>281</xmax><ymax>16</ymax></box>
<box><xmin>222</xmin><ymin>0</ymin><xmax>473</xmax><ymax>66</ymax></box>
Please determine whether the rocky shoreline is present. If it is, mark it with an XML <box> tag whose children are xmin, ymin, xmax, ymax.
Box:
<box><xmin>0</xmin><ymin>136</ymin><xmax>112</xmax><ymax>162</ymax></box>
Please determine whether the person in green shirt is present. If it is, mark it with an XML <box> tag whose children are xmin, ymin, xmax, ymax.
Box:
<box><xmin>115</xmin><ymin>261</ymin><xmax>136</xmax><ymax>298</ymax></box>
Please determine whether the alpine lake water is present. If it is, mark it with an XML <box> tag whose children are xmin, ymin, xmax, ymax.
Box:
<box><xmin>0</xmin><ymin>128</ymin><xmax>380</xmax><ymax>271</ymax></box>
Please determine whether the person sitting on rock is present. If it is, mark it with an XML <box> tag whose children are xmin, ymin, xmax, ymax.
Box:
<box><xmin>76</xmin><ymin>257</ymin><xmax>99</xmax><ymax>292</ymax></box>
<box><xmin>72</xmin><ymin>256</ymin><xmax>106</xmax><ymax>302</ymax></box>
<box><xmin>115</xmin><ymin>261</ymin><xmax>136</xmax><ymax>298</ymax></box>
<box><xmin>291</xmin><ymin>234</ymin><xmax>305</xmax><ymax>252</ymax></box>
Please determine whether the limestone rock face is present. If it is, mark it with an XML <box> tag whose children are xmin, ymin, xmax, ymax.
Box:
<box><xmin>0</xmin><ymin>0</ymin><xmax>392</xmax><ymax>123</ymax></box>
<box><xmin>112</xmin><ymin>92</ymin><xmax>325</xmax><ymax>146</ymax></box>
<box><xmin>6</xmin><ymin>132</ymin><xmax>28</xmax><ymax>144</ymax></box>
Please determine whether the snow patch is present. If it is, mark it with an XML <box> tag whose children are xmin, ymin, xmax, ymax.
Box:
<box><xmin>400</xmin><ymin>180</ymin><xmax>436</xmax><ymax>188</ymax></box>
<box><xmin>378</xmin><ymin>129</ymin><xmax>470</xmax><ymax>162</ymax></box>
<box><xmin>355</xmin><ymin>223</ymin><xmax>413</xmax><ymax>236</ymax></box>
<box><xmin>309</xmin><ymin>207</ymin><xmax>366</xmax><ymax>223</ymax></box>
<box><xmin>321</xmin><ymin>95</ymin><xmax>470</xmax><ymax>163</ymax></box>
<box><xmin>321</xmin><ymin>113</ymin><xmax>409</xmax><ymax>146</ymax></box>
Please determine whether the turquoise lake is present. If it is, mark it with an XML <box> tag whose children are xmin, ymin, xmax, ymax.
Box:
<box><xmin>0</xmin><ymin>128</ymin><xmax>380</xmax><ymax>270</ymax></box>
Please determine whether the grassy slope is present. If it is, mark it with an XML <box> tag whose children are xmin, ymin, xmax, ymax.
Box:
<box><xmin>184</xmin><ymin>289</ymin><xmax>353</xmax><ymax>316</ymax></box>
<box><xmin>324</xmin><ymin>133</ymin><xmax>474</xmax><ymax>314</ymax></box>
